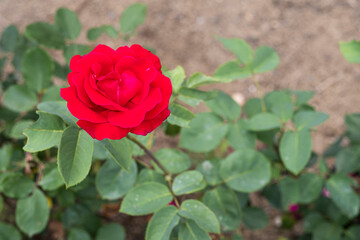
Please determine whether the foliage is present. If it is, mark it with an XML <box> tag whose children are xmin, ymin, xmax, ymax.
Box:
<box><xmin>0</xmin><ymin>3</ymin><xmax>360</xmax><ymax>240</ymax></box>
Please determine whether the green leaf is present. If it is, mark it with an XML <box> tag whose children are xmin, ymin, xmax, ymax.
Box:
<box><xmin>0</xmin><ymin>222</ymin><xmax>22</xmax><ymax>240</ymax></box>
<box><xmin>9</xmin><ymin>120</ymin><xmax>33</xmax><ymax>139</ymax></box>
<box><xmin>137</xmin><ymin>169</ymin><xmax>167</xmax><ymax>185</ymax></box>
<box><xmin>202</xmin><ymin>186</ymin><xmax>242</xmax><ymax>231</ymax></box>
<box><xmin>95</xmin><ymin>159</ymin><xmax>137</xmax><ymax>200</ymax></box>
<box><xmin>101</xmin><ymin>25</ymin><xmax>118</xmax><ymax>38</ymax></box>
<box><xmin>264</xmin><ymin>90</ymin><xmax>294</xmax><ymax>122</ymax></box>
<box><xmin>280</xmin><ymin>130</ymin><xmax>312</xmax><ymax>175</ymax></box>
<box><xmin>153</xmin><ymin>148</ymin><xmax>191</xmax><ymax>174</ymax></box>
<box><xmin>179</xmin><ymin>112</ymin><xmax>228</xmax><ymax>153</ymax></box>
<box><xmin>96</xmin><ymin>223</ymin><xmax>126</xmax><ymax>240</ymax></box>
<box><xmin>23</xmin><ymin>111</ymin><xmax>66</xmax><ymax>152</ymax></box>
<box><xmin>206</xmin><ymin>91</ymin><xmax>241</xmax><ymax>121</ymax></box>
<box><xmin>217</xmin><ymin>37</ymin><xmax>253</xmax><ymax>64</ymax></box>
<box><xmin>179</xmin><ymin>199</ymin><xmax>220</xmax><ymax>233</ymax></box>
<box><xmin>55</xmin><ymin>8</ymin><xmax>82</xmax><ymax>40</ymax></box>
<box><xmin>0</xmin><ymin>25</ymin><xmax>19</xmax><ymax>52</ymax></box>
<box><xmin>178</xmin><ymin>220</ymin><xmax>211</xmax><ymax>240</ymax></box>
<box><xmin>292</xmin><ymin>90</ymin><xmax>315</xmax><ymax>106</ymax></box>
<box><xmin>37</xmin><ymin>101</ymin><xmax>78</xmax><ymax>126</ymax></box>
<box><xmin>103</xmin><ymin>138</ymin><xmax>133</xmax><ymax>170</ymax></box>
<box><xmin>64</xmin><ymin>44</ymin><xmax>92</xmax><ymax>64</ymax></box>
<box><xmin>251</xmin><ymin>46</ymin><xmax>280</xmax><ymax>73</ymax></box>
<box><xmin>345</xmin><ymin>113</ymin><xmax>360</xmax><ymax>143</ymax></box>
<box><xmin>244</xmin><ymin>97</ymin><xmax>263</xmax><ymax>118</ymax></box>
<box><xmin>220</xmin><ymin>149</ymin><xmax>271</xmax><ymax>192</ymax></box>
<box><xmin>247</xmin><ymin>112</ymin><xmax>281</xmax><ymax>131</ymax></box>
<box><xmin>303</xmin><ymin>212</ymin><xmax>324</xmax><ymax>233</ymax></box>
<box><xmin>346</xmin><ymin>225</ymin><xmax>360</xmax><ymax>240</ymax></box>
<box><xmin>0</xmin><ymin>144</ymin><xmax>12</xmax><ymax>171</ymax></box>
<box><xmin>22</xmin><ymin>47</ymin><xmax>54</xmax><ymax>93</ymax></box>
<box><xmin>58</xmin><ymin>126</ymin><xmax>94</xmax><ymax>187</ymax></box>
<box><xmin>15</xmin><ymin>189</ymin><xmax>50</xmax><ymax>237</ymax></box>
<box><xmin>242</xmin><ymin>207</ymin><xmax>268</xmax><ymax>230</ymax></box>
<box><xmin>39</xmin><ymin>167</ymin><xmax>64</xmax><ymax>191</ymax></box>
<box><xmin>178</xmin><ymin>88</ymin><xmax>218</xmax><ymax>106</ymax></box>
<box><xmin>279</xmin><ymin>177</ymin><xmax>299</xmax><ymax>209</ymax></box>
<box><xmin>326</xmin><ymin>174</ymin><xmax>360</xmax><ymax>218</ymax></box>
<box><xmin>164</xmin><ymin>65</ymin><xmax>185</xmax><ymax>93</ymax></box>
<box><xmin>128</xmin><ymin>133</ymin><xmax>154</xmax><ymax>156</ymax></box>
<box><xmin>68</xmin><ymin>228</ymin><xmax>92</xmax><ymax>240</ymax></box>
<box><xmin>186</xmin><ymin>72</ymin><xmax>220</xmax><ymax>88</ymax></box>
<box><xmin>120</xmin><ymin>182</ymin><xmax>172</xmax><ymax>215</ymax></box>
<box><xmin>226</xmin><ymin>119</ymin><xmax>256</xmax><ymax>150</ymax></box>
<box><xmin>1</xmin><ymin>173</ymin><xmax>34</xmax><ymax>199</ymax></box>
<box><xmin>87</xmin><ymin>27</ymin><xmax>103</xmax><ymax>41</ymax></box>
<box><xmin>196</xmin><ymin>159</ymin><xmax>222</xmax><ymax>186</ymax></box>
<box><xmin>298</xmin><ymin>173</ymin><xmax>323</xmax><ymax>204</ymax></box>
<box><xmin>312</xmin><ymin>222</ymin><xmax>342</xmax><ymax>240</ymax></box>
<box><xmin>167</xmin><ymin>103</ymin><xmax>195</xmax><ymax>128</ymax></box>
<box><xmin>294</xmin><ymin>111</ymin><xmax>328</xmax><ymax>130</ymax></box>
<box><xmin>336</xmin><ymin>147</ymin><xmax>360</xmax><ymax>174</ymax></box>
<box><xmin>42</xmin><ymin>86</ymin><xmax>64</xmax><ymax>102</ymax></box>
<box><xmin>339</xmin><ymin>40</ymin><xmax>360</xmax><ymax>63</ymax></box>
<box><xmin>120</xmin><ymin>3</ymin><xmax>147</xmax><ymax>34</ymax></box>
<box><xmin>24</xmin><ymin>22</ymin><xmax>65</xmax><ymax>49</ymax></box>
<box><xmin>213</xmin><ymin>61</ymin><xmax>252</xmax><ymax>81</ymax></box>
<box><xmin>145</xmin><ymin>206</ymin><xmax>180</xmax><ymax>240</ymax></box>
<box><xmin>3</xmin><ymin>85</ymin><xmax>37</xmax><ymax>112</ymax></box>
<box><xmin>54</xmin><ymin>61</ymin><xmax>70</xmax><ymax>80</ymax></box>
<box><xmin>172</xmin><ymin>170</ymin><xmax>206</xmax><ymax>196</ymax></box>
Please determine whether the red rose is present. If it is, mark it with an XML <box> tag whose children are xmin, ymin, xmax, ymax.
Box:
<box><xmin>60</xmin><ymin>44</ymin><xmax>172</xmax><ymax>140</ymax></box>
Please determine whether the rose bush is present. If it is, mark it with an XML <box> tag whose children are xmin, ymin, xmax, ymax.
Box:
<box><xmin>61</xmin><ymin>44</ymin><xmax>172</xmax><ymax>140</ymax></box>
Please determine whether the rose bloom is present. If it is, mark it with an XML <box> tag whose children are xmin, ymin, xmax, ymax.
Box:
<box><xmin>61</xmin><ymin>44</ymin><xmax>172</xmax><ymax>140</ymax></box>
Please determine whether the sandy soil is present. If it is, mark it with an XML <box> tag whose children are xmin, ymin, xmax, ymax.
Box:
<box><xmin>1</xmin><ymin>0</ymin><xmax>360</xmax><ymax>239</ymax></box>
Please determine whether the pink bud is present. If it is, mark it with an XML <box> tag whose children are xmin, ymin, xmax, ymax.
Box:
<box><xmin>322</xmin><ymin>188</ymin><xmax>330</xmax><ymax>198</ymax></box>
<box><xmin>288</xmin><ymin>204</ymin><xmax>299</xmax><ymax>213</ymax></box>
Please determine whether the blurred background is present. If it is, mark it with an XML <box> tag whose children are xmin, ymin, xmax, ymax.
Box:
<box><xmin>1</xmin><ymin>0</ymin><xmax>360</xmax><ymax>153</ymax></box>
<box><xmin>1</xmin><ymin>1</ymin><xmax>360</xmax><ymax>239</ymax></box>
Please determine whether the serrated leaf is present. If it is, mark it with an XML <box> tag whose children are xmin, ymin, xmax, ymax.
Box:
<box><xmin>247</xmin><ymin>112</ymin><xmax>281</xmax><ymax>131</ymax></box>
<box><xmin>217</xmin><ymin>37</ymin><xmax>253</xmax><ymax>64</ymax></box>
<box><xmin>280</xmin><ymin>130</ymin><xmax>312</xmax><ymax>175</ymax></box>
<box><xmin>58</xmin><ymin>126</ymin><xmax>94</xmax><ymax>187</ymax></box>
<box><xmin>120</xmin><ymin>182</ymin><xmax>172</xmax><ymax>215</ymax></box>
<box><xmin>178</xmin><ymin>88</ymin><xmax>218</xmax><ymax>107</ymax></box>
<box><xmin>264</xmin><ymin>90</ymin><xmax>294</xmax><ymax>122</ymax></box>
<box><xmin>339</xmin><ymin>40</ymin><xmax>360</xmax><ymax>63</ymax></box>
<box><xmin>294</xmin><ymin>111</ymin><xmax>328</xmax><ymax>130</ymax></box>
<box><xmin>39</xmin><ymin>167</ymin><xmax>64</xmax><ymax>191</ymax></box>
<box><xmin>178</xmin><ymin>220</ymin><xmax>211</xmax><ymax>240</ymax></box>
<box><xmin>0</xmin><ymin>25</ymin><xmax>19</xmax><ymax>52</ymax></box>
<box><xmin>95</xmin><ymin>160</ymin><xmax>137</xmax><ymax>200</ymax></box>
<box><xmin>103</xmin><ymin>138</ymin><xmax>133</xmax><ymax>170</ymax></box>
<box><xmin>251</xmin><ymin>46</ymin><xmax>279</xmax><ymax>73</ymax></box>
<box><xmin>180</xmin><ymin>112</ymin><xmax>228</xmax><ymax>153</ymax></box>
<box><xmin>179</xmin><ymin>199</ymin><xmax>220</xmax><ymax>233</ymax></box>
<box><xmin>120</xmin><ymin>3</ymin><xmax>147</xmax><ymax>34</ymax></box>
<box><xmin>172</xmin><ymin>170</ymin><xmax>206</xmax><ymax>195</ymax></box>
<box><xmin>196</xmin><ymin>159</ymin><xmax>222</xmax><ymax>186</ymax></box>
<box><xmin>145</xmin><ymin>206</ymin><xmax>180</xmax><ymax>240</ymax></box>
<box><xmin>55</xmin><ymin>8</ymin><xmax>82</xmax><ymax>40</ymax></box>
<box><xmin>167</xmin><ymin>103</ymin><xmax>194</xmax><ymax>128</ymax></box>
<box><xmin>206</xmin><ymin>91</ymin><xmax>241</xmax><ymax>121</ymax></box>
<box><xmin>37</xmin><ymin>101</ymin><xmax>78</xmax><ymax>126</ymax></box>
<box><xmin>23</xmin><ymin>111</ymin><xmax>66</xmax><ymax>152</ymax></box>
<box><xmin>213</xmin><ymin>61</ymin><xmax>252</xmax><ymax>81</ymax></box>
<box><xmin>226</xmin><ymin>119</ymin><xmax>256</xmax><ymax>150</ymax></box>
<box><xmin>164</xmin><ymin>65</ymin><xmax>185</xmax><ymax>93</ymax></box>
<box><xmin>220</xmin><ymin>149</ymin><xmax>271</xmax><ymax>192</ymax></box>
<box><xmin>24</xmin><ymin>22</ymin><xmax>65</xmax><ymax>49</ymax></box>
<box><xmin>3</xmin><ymin>85</ymin><xmax>37</xmax><ymax>112</ymax></box>
<box><xmin>186</xmin><ymin>72</ymin><xmax>220</xmax><ymax>88</ymax></box>
<box><xmin>153</xmin><ymin>148</ymin><xmax>191</xmax><ymax>174</ymax></box>
<box><xmin>9</xmin><ymin>120</ymin><xmax>33</xmax><ymax>139</ymax></box>
<box><xmin>326</xmin><ymin>174</ymin><xmax>360</xmax><ymax>218</ymax></box>
<box><xmin>15</xmin><ymin>189</ymin><xmax>50</xmax><ymax>237</ymax></box>
<box><xmin>291</xmin><ymin>90</ymin><xmax>315</xmax><ymax>106</ymax></box>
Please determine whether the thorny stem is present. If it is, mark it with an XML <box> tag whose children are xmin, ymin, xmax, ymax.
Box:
<box><xmin>126</xmin><ymin>135</ymin><xmax>180</xmax><ymax>207</ymax></box>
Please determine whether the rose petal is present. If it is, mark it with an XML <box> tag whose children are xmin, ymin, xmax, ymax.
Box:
<box><xmin>70</xmin><ymin>73</ymin><xmax>94</xmax><ymax>107</ymax></box>
<box><xmin>91</xmin><ymin>44</ymin><xmax>119</xmax><ymax>62</ymax></box>
<box><xmin>108</xmin><ymin>87</ymin><xmax>162</xmax><ymax>128</ymax></box>
<box><xmin>130</xmin><ymin>44</ymin><xmax>162</xmax><ymax>72</ymax></box>
<box><xmin>60</xmin><ymin>87</ymin><xmax>107</xmax><ymax>123</ymax></box>
<box><xmin>145</xmin><ymin>74</ymin><xmax>172</xmax><ymax>120</ymax></box>
<box><xmin>76</xmin><ymin>53</ymin><xmax>114</xmax><ymax>76</ymax></box>
<box><xmin>116</xmin><ymin>46</ymin><xmax>136</xmax><ymax>59</ymax></box>
<box><xmin>70</xmin><ymin>55</ymin><xmax>81</xmax><ymax>71</ymax></box>
<box><xmin>131</xmin><ymin>108</ymin><xmax>170</xmax><ymax>135</ymax></box>
<box><xmin>77</xmin><ymin>120</ymin><xmax>129</xmax><ymax>140</ymax></box>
